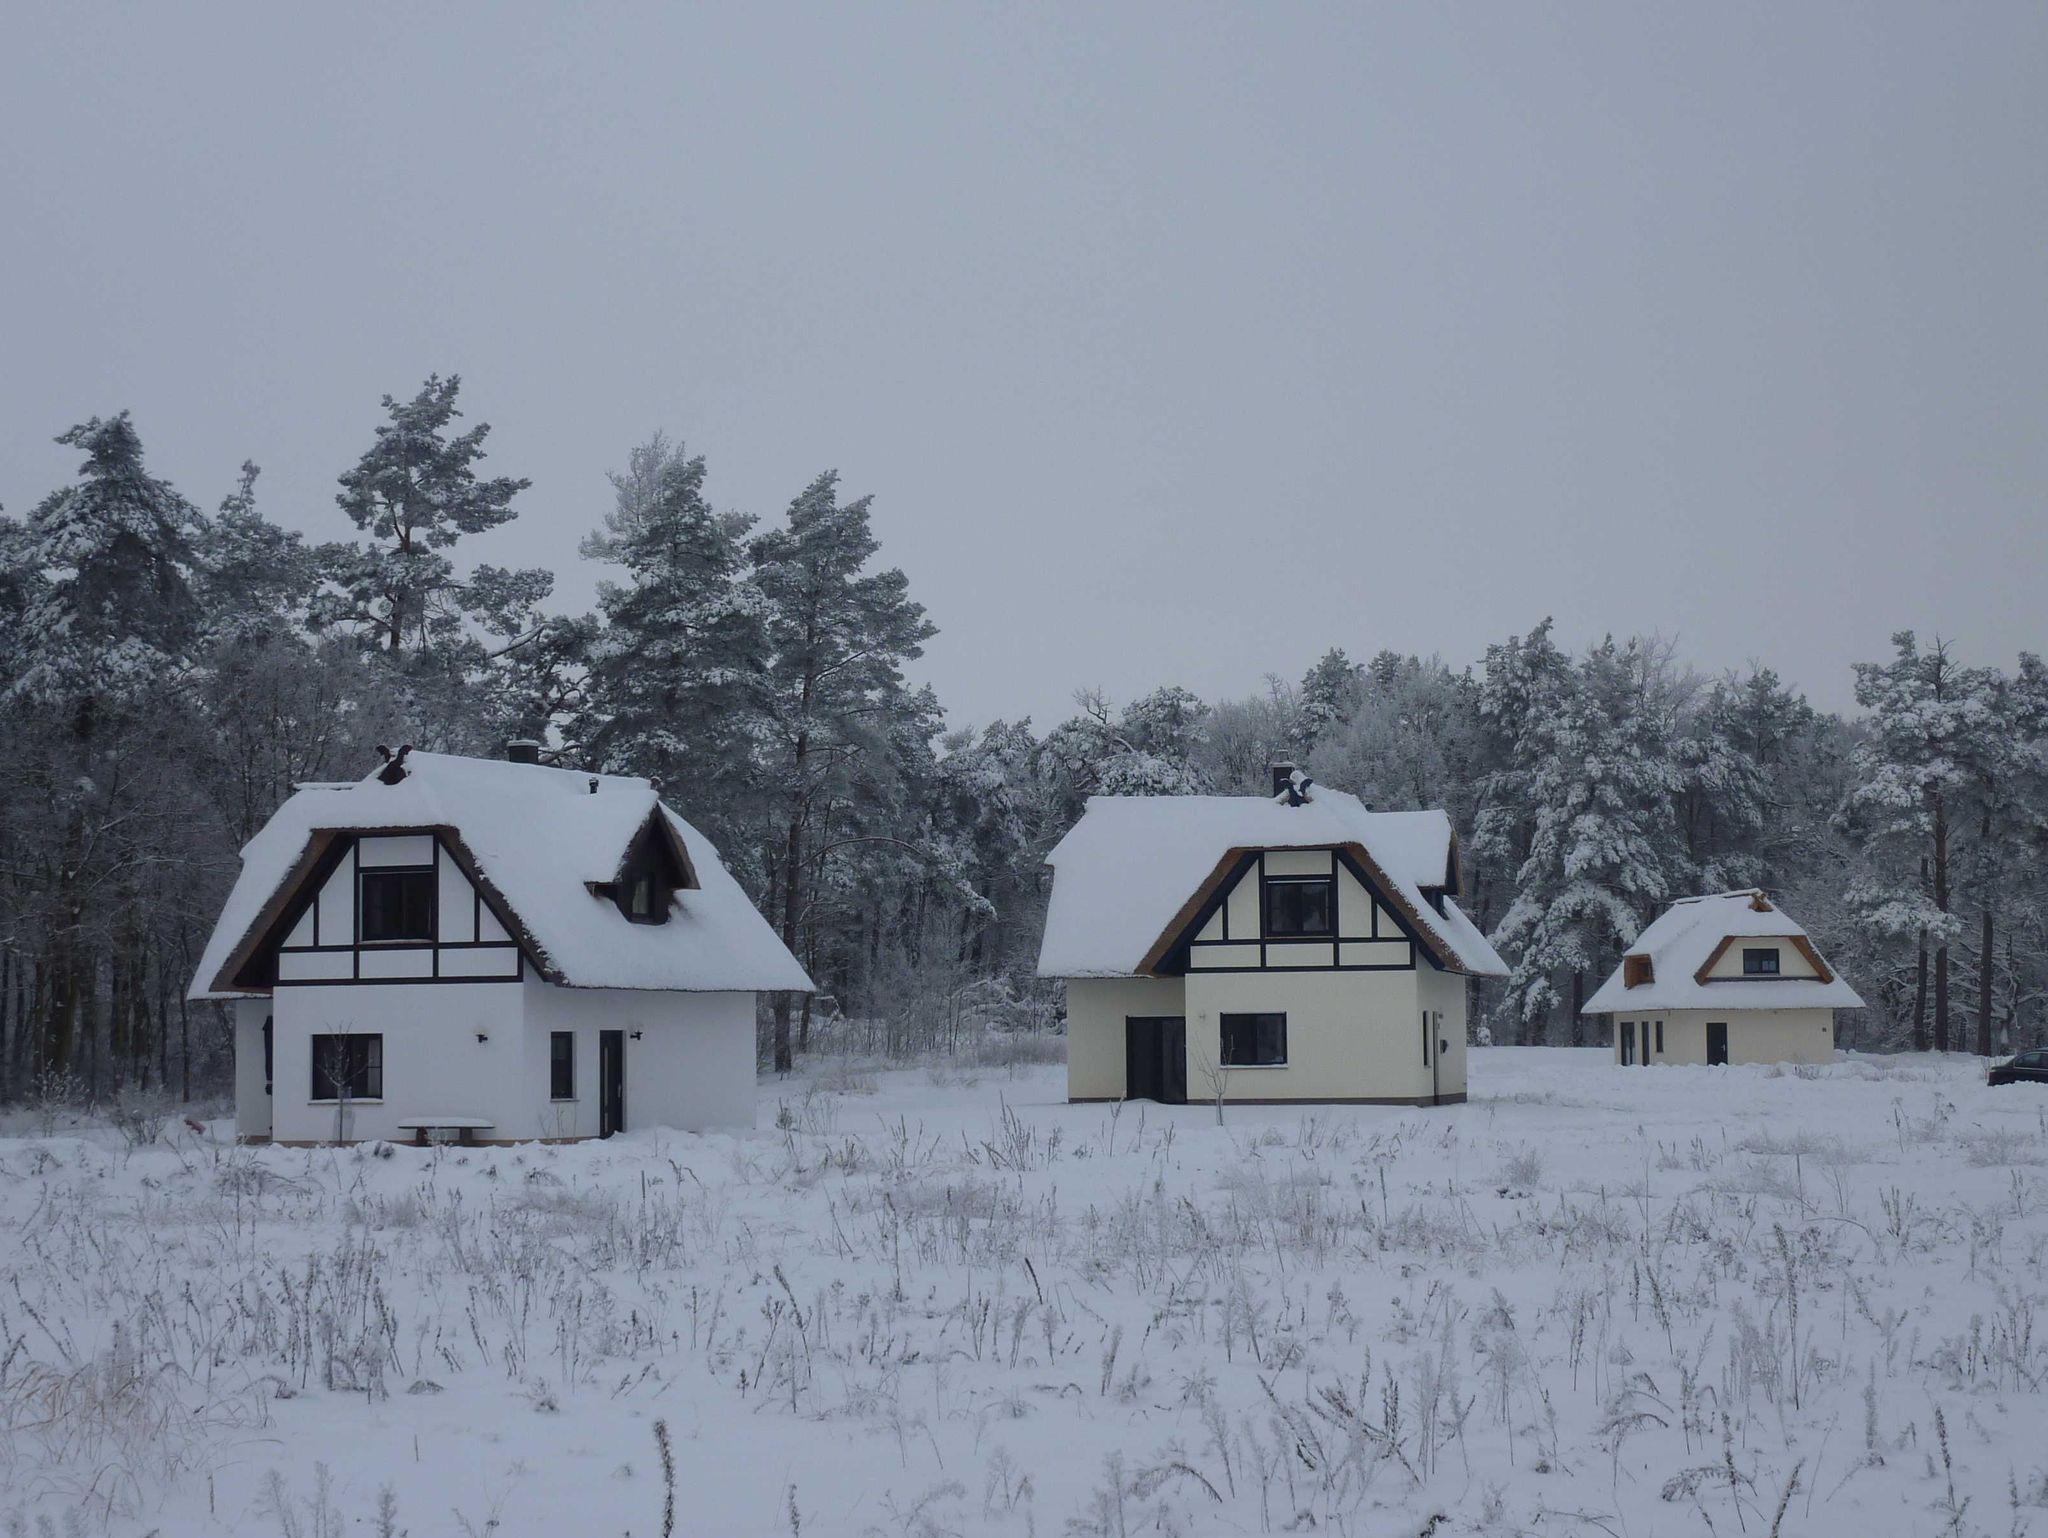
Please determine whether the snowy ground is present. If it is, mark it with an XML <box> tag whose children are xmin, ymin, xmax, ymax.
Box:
<box><xmin>3</xmin><ymin>1048</ymin><xmax>2046</xmax><ymax>1537</ymax></box>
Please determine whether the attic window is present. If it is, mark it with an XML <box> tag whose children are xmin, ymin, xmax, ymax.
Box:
<box><xmin>1263</xmin><ymin>876</ymin><xmax>1333</xmax><ymax>938</ymax></box>
<box><xmin>1742</xmin><ymin>947</ymin><xmax>1780</xmax><ymax>976</ymax></box>
<box><xmin>1623</xmin><ymin>954</ymin><xmax>1654</xmax><ymax>988</ymax></box>
<box><xmin>361</xmin><ymin>869</ymin><xmax>433</xmax><ymax>942</ymax></box>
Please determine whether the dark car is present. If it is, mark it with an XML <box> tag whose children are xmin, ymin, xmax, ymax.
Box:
<box><xmin>1988</xmin><ymin>1049</ymin><xmax>2048</xmax><ymax>1087</ymax></box>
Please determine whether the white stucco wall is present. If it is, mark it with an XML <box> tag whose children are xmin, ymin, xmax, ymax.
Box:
<box><xmin>233</xmin><ymin>997</ymin><xmax>273</xmax><ymax>1139</ymax></box>
<box><xmin>523</xmin><ymin>979</ymin><xmax>758</xmax><ymax>1133</ymax></box>
<box><xmin>269</xmin><ymin>981</ymin><xmax>526</xmax><ymax>1143</ymax></box>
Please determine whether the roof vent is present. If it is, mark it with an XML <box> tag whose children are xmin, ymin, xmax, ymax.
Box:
<box><xmin>1270</xmin><ymin>762</ymin><xmax>1313</xmax><ymax>807</ymax></box>
<box><xmin>374</xmin><ymin>744</ymin><xmax>413</xmax><ymax>785</ymax></box>
<box><xmin>506</xmin><ymin>739</ymin><xmax>542</xmax><ymax>766</ymax></box>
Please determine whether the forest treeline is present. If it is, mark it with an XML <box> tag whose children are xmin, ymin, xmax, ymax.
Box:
<box><xmin>1</xmin><ymin>377</ymin><xmax>2042</xmax><ymax>1103</ymax></box>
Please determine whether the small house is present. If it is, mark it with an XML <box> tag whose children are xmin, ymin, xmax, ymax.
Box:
<box><xmin>190</xmin><ymin>745</ymin><xmax>811</xmax><ymax>1144</ymax></box>
<box><xmin>1582</xmin><ymin>890</ymin><xmax>1861</xmax><ymax>1067</ymax></box>
<box><xmin>1036</xmin><ymin>767</ymin><xmax>1507</xmax><ymax>1105</ymax></box>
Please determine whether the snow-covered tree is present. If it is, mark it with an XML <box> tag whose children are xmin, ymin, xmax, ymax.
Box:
<box><xmin>321</xmin><ymin>374</ymin><xmax>547</xmax><ymax>655</ymax></box>
<box><xmin>751</xmin><ymin>471</ymin><xmax>938</xmax><ymax>1072</ymax></box>
<box><xmin>1840</xmin><ymin>633</ymin><xmax>1996</xmax><ymax>1052</ymax></box>
<box><xmin>1486</xmin><ymin>635</ymin><xmax>1681</xmax><ymax>1043</ymax></box>
<box><xmin>577</xmin><ymin>435</ymin><xmax>763</xmax><ymax>840</ymax></box>
<box><xmin>1296</xmin><ymin>648</ymin><xmax>1365</xmax><ymax>753</ymax></box>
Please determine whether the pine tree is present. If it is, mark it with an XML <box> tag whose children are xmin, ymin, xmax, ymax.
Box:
<box><xmin>1296</xmin><ymin>648</ymin><xmax>1365</xmax><ymax>753</ymax></box>
<box><xmin>323</xmin><ymin>374</ymin><xmax>545</xmax><ymax>653</ymax></box>
<box><xmin>2</xmin><ymin>415</ymin><xmax>202</xmax><ymax>1079</ymax></box>
<box><xmin>578</xmin><ymin>435</ymin><xmax>763</xmax><ymax>842</ymax></box>
<box><xmin>1841</xmin><ymin>633</ymin><xmax>1995</xmax><ymax>1052</ymax></box>
<box><xmin>752</xmin><ymin>471</ymin><xmax>937</xmax><ymax>1072</ymax></box>
<box><xmin>1487</xmin><ymin>636</ymin><xmax>1680</xmax><ymax>1044</ymax></box>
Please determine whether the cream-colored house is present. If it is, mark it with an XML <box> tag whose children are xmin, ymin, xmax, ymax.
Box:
<box><xmin>1583</xmin><ymin>890</ymin><xmax>1862</xmax><ymax>1067</ymax></box>
<box><xmin>1036</xmin><ymin>768</ymin><xmax>1507</xmax><ymax>1105</ymax></box>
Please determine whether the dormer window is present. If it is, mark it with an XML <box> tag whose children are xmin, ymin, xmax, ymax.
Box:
<box><xmin>610</xmin><ymin>815</ymin><xmax>690</xmax><ymax>925</ymax></box>
<box><xmin>1264</xmin><ymin>876</ymin><xmax>1333</xmax><ymax>937</ymax></box>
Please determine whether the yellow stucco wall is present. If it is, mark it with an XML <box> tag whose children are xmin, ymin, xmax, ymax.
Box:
<box><xmin>1064</xmin><ymin>977</ymin><xmax>1188</xmax><ymax>1099</ymax></box>
<box><xmin>1182</xmin><ymin>968</ymin><xmax>1437</xmax><ymax>1102</ymax></box>
<box><xmin>1609</xmin><ymin>1006</ymin><xmax>1836</xmax><ymax>1066</ymax></box>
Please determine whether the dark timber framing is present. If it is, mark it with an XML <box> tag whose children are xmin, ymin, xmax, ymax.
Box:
<box><xmin>1158</xmin><ymin>848</ymin><xmax>1435</xmax><ymax>974</ymax></box>
<box><xmin>249</xmin><ymin>831</ymin><xmax>526</xmax><ymax>989</ymax></box>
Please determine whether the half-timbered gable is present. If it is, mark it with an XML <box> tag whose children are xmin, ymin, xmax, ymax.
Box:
<box><xmin>1038</xmin><ymin>768</ymin><xmax>1507</xmax><ymax>1106</ymax></box>
<box><xmin>192</xmin><ymin>747</ymin><xmax>811</xmax><ymax>1145</ymax></box>
<box><xmin>254</xmin><ymin>831</ymin><xmax>526</xmax><ymax>987</ymax></box>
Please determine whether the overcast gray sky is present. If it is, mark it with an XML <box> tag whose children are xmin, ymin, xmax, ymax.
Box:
<box><xmin>4</xmin><ymin>3</ymin><xmax>2044</xmax><ymax>726</ymax></box>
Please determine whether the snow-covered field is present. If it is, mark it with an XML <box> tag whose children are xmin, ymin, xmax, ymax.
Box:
<box><xmin>3</xmin><ymin>1048</ymin><xmax>2046</xmax><ymax>1537</ymax></box>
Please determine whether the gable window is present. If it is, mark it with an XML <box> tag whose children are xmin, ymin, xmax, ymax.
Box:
<box><xmin>1263</xmin><ymin>877</ymin><xmax>1333</xmax><ymax>937</ymax></box>
<box><xmin>1221</xmin><ymin>1012</ymin><xmax>1287</xmax><ymax>1067</ymax></box>
<box><xmin>1742</xmin><ymin>947</ymin><xmax>1780</xmax><ymax>976</ymax></box>
<box><xmin>360</xmin><ymin>869</ymin><xmax>433</xmax><ymax>942</ymax></box>
<box><xmin>549</xmin><ymin>1031</ymin><xmax>575</xmax><ymax>1100</ymax></box>
<box><xmin>311</xmin><ymin>1033</ymin><xmax>383</xmax><ymax>1100</ymax></box>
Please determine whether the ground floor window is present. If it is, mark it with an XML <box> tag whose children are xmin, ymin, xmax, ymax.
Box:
<box><xmin>1654</xmin><ymin>1019</ymin><xmax>1664</xmax><ymax>1054</ymax></box>
<box><xmin>1221</xmin><ymin>1012</ymin><xmax>1286</xmax><ymax>1067</ymax></box>
<box><xmin>311</xmin><ymin>1033</ymin><xmax>383</xmax><ymax>1100</ymax></box>
<box><xmin>1620</xmin><ymin>1022</ymin><xmax>1635</xmax><ymax>1065</ymax></box>
<box><xmin>550</xmin><ymin>1031</ymin><xmax>575</xmax><ymax>1099</ymax></box>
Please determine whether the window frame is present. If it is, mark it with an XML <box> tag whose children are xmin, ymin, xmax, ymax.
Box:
<box><xmin>359</xmin><ymin>866</ymin><xmax>436</xmax><ymax>944</ymax></box>
<box><xmin>1741</xmin><ymin>947</ymin><xmax>1781</xmax><ymax>976</ymax></box>
<box><xmin>549</xmin><ymin>1031</ymin><xmax>576</xmax><ymax>1101</ymax></box>
<box><xmin>1220</xmin><ymin>1012</ymin><xmax>1287</xmax><ymax>1068</ymax></box>
<box><xmin>1261</xmin><ymin>876</ymin><xmax>1334</xmax><ymax>939</ymax></box>
<box><xmin>310</xmin><ymin>1033</ymin><xmax>384</xmax><ymax>1102</ymax></box>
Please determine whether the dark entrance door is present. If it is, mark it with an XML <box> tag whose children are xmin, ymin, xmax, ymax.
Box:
<box><xmin>1124</xmin><ymin>1017</ymin><xmax>1187</xmax><ymax>1104</ymax></box>
<box><xmin>599</xmin><ymin>1030</ymin><xmax>626</xmax><ymax>1136</ymax></box>
<box><xmin>1706</xmin><ymin>1022</ymin><xmax>1729</xmax><ymax>1067</ymax></box>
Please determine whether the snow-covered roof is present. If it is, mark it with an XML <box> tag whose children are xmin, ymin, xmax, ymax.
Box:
<box><xmin>1036</xmin><ymin>789</ymin><xmax>1507</xmax><ymax>979</ymax></box>
<box><xmin>191</xmin><ymin>751</ymin><xmax>813</xmax><ymax>999</ymax></box>
<box><xmin>1582</xmin><ymin>890</ymin><xmax>1863</xmax><ymax>1014</ymax></box>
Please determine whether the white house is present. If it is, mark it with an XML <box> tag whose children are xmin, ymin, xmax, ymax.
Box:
<box><xmin>1037</xmin><ymin>767</ymin><xmax>1507</xmax><ymax>1106</ymax></box>
<box><xmin>190</xmin><ymin>745</ymin><xmax>812</xmax><ymax>1144</ymax></box>
<box><xmin>1582</xmin><ymin>890</ymin><xmax>1862</xmax><ymax>1067</ymax></box>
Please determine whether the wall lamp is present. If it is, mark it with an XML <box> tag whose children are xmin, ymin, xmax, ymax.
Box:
<box><xmin>476</xmin><ymin>1031</ymin><xmax>490</xmax><ymax>1044</ymax></box>
<box><xmin>629</xmin><ymin>1030</ymin><xmax>643</xmax><ymax>1041</ymax></box>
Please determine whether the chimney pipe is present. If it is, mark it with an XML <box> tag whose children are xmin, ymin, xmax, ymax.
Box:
<box><xmin>506</xmin><ymin>739</ymin><xmax>542</xmax><ymax>766</ymax></box>
<box><xmin>1270</xmin><ymin>761</ymin><xmax>1297</xmax><ymax>799</ymax></box>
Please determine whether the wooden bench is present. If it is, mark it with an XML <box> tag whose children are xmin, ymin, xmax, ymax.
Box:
<box><xmin>395</xmin><ymin>1117</ymin><xmax>495</xmax><ymax>1147</ymax></box>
